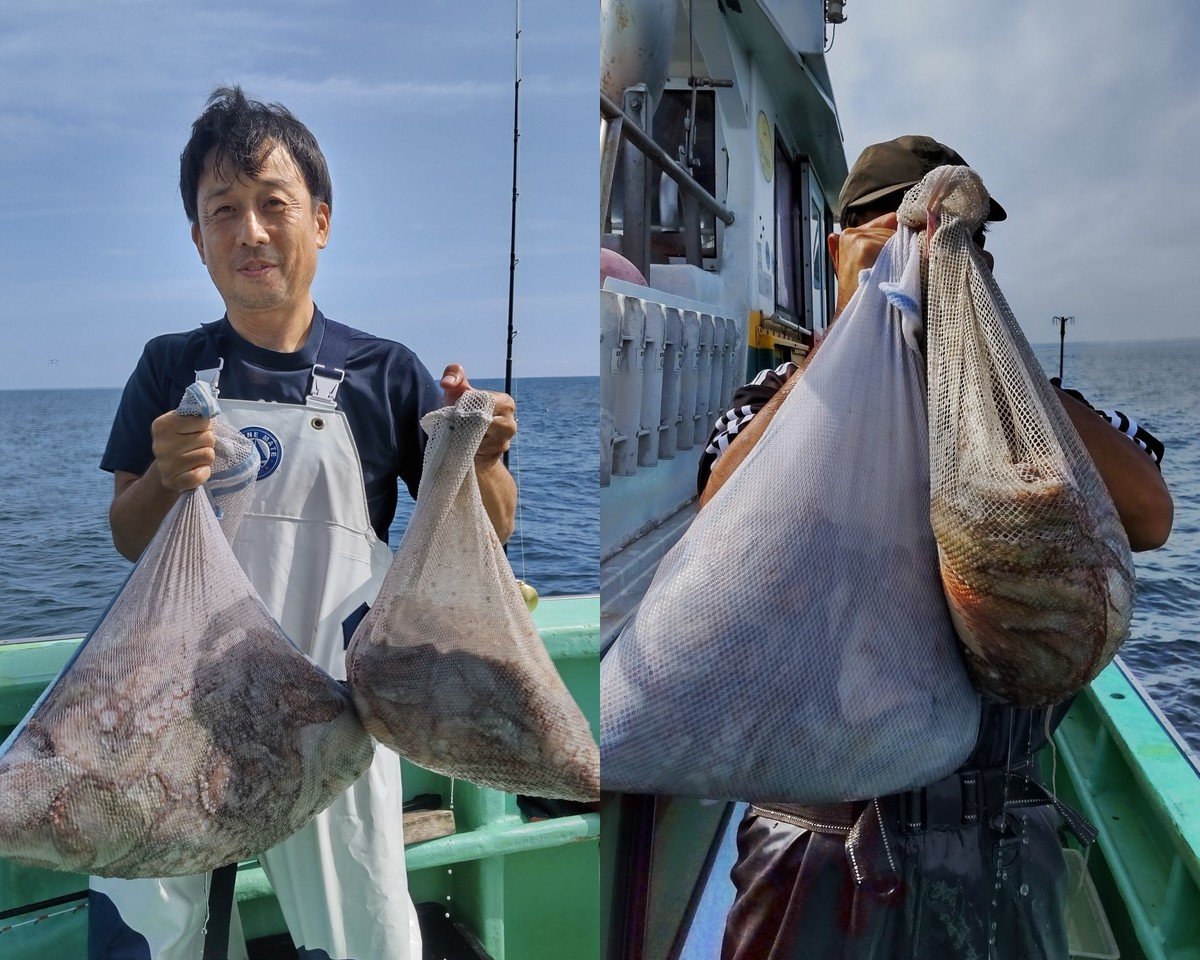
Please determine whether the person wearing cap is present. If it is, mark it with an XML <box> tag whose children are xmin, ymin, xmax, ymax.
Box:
<box><xmin>699</xmin><ymin>136</ymin><xmax>1172</xmax><ymax>960</ymax></box>
<box><xmin>832</xmin><ymin>134</ymin><xmax>1005</xmax><ymax>308</ymax></box>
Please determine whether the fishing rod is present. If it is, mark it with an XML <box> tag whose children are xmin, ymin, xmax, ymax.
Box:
<box><xmin>502</xmin><ymin>0</ymin><xmax>535</xmax><ymax>613</ymax></box>
<box><xmin>503</xmin><ymin>0</ymin><xmax>521</xmax><ymax>471</ymax></box>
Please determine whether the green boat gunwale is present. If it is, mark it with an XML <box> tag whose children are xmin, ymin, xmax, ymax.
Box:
<box><xmin>1046</xmin><ymin>655</ymin><xmax>1200</xmax><ymax>960</ymax></box>
<box><xmin>0</xmin><ymin>593</ymin><xmax>602</xmax><ymax>960</ymax></box>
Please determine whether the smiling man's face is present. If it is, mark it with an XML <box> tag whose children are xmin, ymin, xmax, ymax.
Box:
<box><xmin>190</xmin><ymin>142</ymin><xmax>329</xmax><ymax>328</ymax></box>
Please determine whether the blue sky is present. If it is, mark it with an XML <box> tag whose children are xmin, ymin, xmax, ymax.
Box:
<box><xmin>5</xmin><ymin>0</ymin><xmax>1195</xmax><ymax>394</ymax></box>
<box><xmin>0</xmin><ymin>0</ymin><xmax>595</xmax><ymax>390</ymax></box>
<box><xmin>826</xmin><ymin>0</ymin><xmax>1200</xmax><ymax>345</ymax></box>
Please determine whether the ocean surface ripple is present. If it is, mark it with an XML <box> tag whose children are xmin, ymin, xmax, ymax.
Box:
<box><xmin>2</xmin><ymin>345</ymin><xmax>1197</xmax><ymax>756</ymax></box>
<box><xmin>1032</xmin><ymin>339</ymin><xmax>1200</xmax><ymax>756</ymax></box>
<box><xmin>0</xmin><ymin>376</ymin><xmax>598</xmax><ymax>643</ymax></box>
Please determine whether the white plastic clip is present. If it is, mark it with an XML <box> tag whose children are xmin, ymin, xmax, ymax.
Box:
<box><xmin>194</xmin><ymin>357</ymin><xmax>223</xmax><ymax>396</ymax></box>
<box><xmin>307</xmin><ymin>363</ymin><xmax>345</xmax><ymax>410</ymax></box>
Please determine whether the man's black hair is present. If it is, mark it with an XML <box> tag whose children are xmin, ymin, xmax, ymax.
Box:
<box><xmin>179</xmin><ymin>85</ymin><xmax>332</xmax><ymax>224</ymax></box>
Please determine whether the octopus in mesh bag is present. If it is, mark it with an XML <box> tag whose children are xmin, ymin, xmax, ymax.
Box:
<box><xmin>346</xmin><ymin>391</ymin><xmax>599</xmax><ymax>801</ymax></box>
<box><xmin>0</xmin><ymin>383</ymin><xmax>374</xmax><ymax>877</ymax></box>
<box><xmin>902</xmin><ymin>166</ymin><xmax>1136</xmax><ymax>707</ymax></box>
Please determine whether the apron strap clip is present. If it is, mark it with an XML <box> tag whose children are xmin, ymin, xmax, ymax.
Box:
<box><xmin>194</xmin><ymin>357</ymin><xmax>223</xmax><ymax>396</ymax></box>
<box><xmin>308</xmin><ymin>363</ymin><xmax>346</xmax><ymax>410</ymax></box>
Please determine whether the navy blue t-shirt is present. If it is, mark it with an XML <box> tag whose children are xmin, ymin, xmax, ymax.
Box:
<box><xmin>101</xmin><ymin>307</ymin><xmax>442</xmax><ymax>542</ymax></box>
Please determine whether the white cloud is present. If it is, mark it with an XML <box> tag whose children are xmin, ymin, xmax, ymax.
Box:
<box><xmin>236</xmin><ymin>75</ymin><xmax>510</xmax><ymax>101</ymax></box>
<box><xmin>826</xmin><ymin>0</ymin><xmax>1200</xmax><ymax>342</ymax></box>
<box><xmin>230</xmin><ymin>72</ymin><xmax>592</xmax><ymax>108</ymax></box>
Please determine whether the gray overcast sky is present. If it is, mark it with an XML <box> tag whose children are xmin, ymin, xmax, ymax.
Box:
<box><xmin>826</xmin><ymin>0</ymin><xmax>1199</xmax><ymax>345</ymax></box>
<box><xmin>0</xmin><ymin>0</ymin><xmax>594</xmax><ymax>390</ymax></box>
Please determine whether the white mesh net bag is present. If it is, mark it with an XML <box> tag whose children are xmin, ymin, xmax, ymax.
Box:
<box><xmin>907</xmin><ymin>165</ymin><xmax>1135</xmax><ymax>707</ymax></box>
<box><xmin>0</xmin><ymin>382</ymin><xmax>374</xmax><ymax>878</ymax></box>
<box><xmin>346</xmin><ymin>391</ymin><xmax>599</xmax><ymax>801</ymax></box>
<box><xmin>601</xmin><ymin>226</ymin><xmax>981</xmax><ymax>804</ymax></box>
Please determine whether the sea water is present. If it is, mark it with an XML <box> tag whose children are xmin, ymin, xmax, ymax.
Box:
<box><xmin>0</xmin><ymin>374</ymin><xmax>598</xmax><ymax>630</ymax></box>
<box><xmin>1</xmin><ymin>346</ymin><xmax>1197</xmax><ymax>754</ymax></box>
<box><xmin>1031</xmin><ymin>339</ymin><xmax>1200</xmax><ymax>756</ymax></box>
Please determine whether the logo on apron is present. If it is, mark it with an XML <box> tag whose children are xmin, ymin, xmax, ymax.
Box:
<box><xmin>240</xmin><ymin>426</ymin><xmax>283</xmax><ymax>480</ymax></box>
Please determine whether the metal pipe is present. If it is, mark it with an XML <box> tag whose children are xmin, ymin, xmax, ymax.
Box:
<box><xmin>601</xmin><ymin>92</ymin><xmax>735</xmax><ymax>226</ymax></box>
<box><xmin>621</xmin><ymin>87</ymin><xmax>652</xmax><ymax>281</ymax></box>
<box><xmin>682</xmin><ymin>190</ymin><xmax>702</xmax><ymax>265</ymax></box>
<box><xmin>600</xmin><ymin>113</ymin><xmax>624</xmax><ymax>232</ymax></box>
<box><xmin>1052</xmin><ymin>314</ymin><xmax>1074</xmax><ymax>381</ymax></box>
<box><xmin>764</xmin><ymin>312</ymin><xmax>805</xmax><ymax>335</ymax></box>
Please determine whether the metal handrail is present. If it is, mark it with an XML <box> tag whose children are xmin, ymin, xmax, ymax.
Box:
<box><xmin>601</xmin><ymin>92</ymin><xmax>735</xmax><ymax>226</ymax></box>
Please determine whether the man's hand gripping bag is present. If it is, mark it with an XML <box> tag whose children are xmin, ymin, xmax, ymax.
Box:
<box><xmin>909</xmin><ymin>166</ymin><xmax>1135</xmax><ymax>707</ymax></box>
<box><xmin>0</xmin><ymin>382</ymin><xmax>374</xmax><ymax>878</ymax></box>
<box><xmin>600</xmin><ymin>230</ymin><xmax>981</xmax><ymax>805</ymax></box>
<box><xmin>346</xmin><ymin>391</ymin><xmax>599</xmax><ymax>801</ymax></box>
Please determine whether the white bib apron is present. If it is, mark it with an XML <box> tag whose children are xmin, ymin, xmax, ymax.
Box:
<box><xmin>90</xmin><ymin>322</ymin><xmax>420</xmax><ymax>960</ymax></box>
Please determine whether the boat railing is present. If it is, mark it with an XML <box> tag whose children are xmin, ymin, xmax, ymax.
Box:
<box><xmin>600</xmin><ymin>281</ymin><xmax>740</xmax><ymax>488</ymax></box>
<box><xmin>601</xmin><ymin>89</ymin><xmax>734</xmax><ymax>280</ymax></box>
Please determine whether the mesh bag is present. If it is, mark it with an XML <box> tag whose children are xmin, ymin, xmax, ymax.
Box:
<box><xmin>0</xmin><ymin>382</ymin><xmax>374</xmax><ymax>878</ymax></box>
<box><xmin>908</xmin><ymin>165</ymin><xmax>1135</xmax><ymax>707</ymax></box>
<box><xmin>346</xmin><ymin>391</ymin><xmax>599</xmax><ymax>801</ymax></box>
<box><xmin>601</xmin><ymin>229</ymin><xmax>981</xmax><ymax>804</ymax></box>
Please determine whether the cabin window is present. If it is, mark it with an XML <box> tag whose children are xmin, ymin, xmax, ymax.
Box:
<box><xmin>772</xmin><ymin>135</ymin><xmax>801</xmax><ymax>331</ymax></box>
<box><xmin>799</xmin><ymin>158</ymin><xmax>832</xmax><ymax>333</ymax></box>
<box><xmin>773</xmin><ymin>145</ymin><xmax>832</xmax><ymax>335</ymax></box>
<box><xmin>774</xmin><ymin>137</ymin><xmax>802</xmax><ymax>323</ymax></box>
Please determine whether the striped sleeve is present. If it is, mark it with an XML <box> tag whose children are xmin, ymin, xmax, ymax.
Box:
<box><xmin>1094</xmin><ymin>407</ymin><xmax>1164</xmax><ymax>466</ymax></box>
<box><xmin>695</xmin><ymin>369</ymin><xmax>1167</xmax><ymax>496</ymax></box>
<box><xmin>696</xmin><ymin>361</ymin><xmax>798</xmax><ymax>494</ymax></box>
<box><xmin>1051</xmin><ymin>377</ymin><xmax>1165</xmax><ymax>468</ymax></box>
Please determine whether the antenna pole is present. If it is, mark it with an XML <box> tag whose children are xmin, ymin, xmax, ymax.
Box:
<box><xmin>1052</xmin><ymin>315</ymin><xmax>1074</xmax><ymax>381</ymax></box>
<box><xmin>503</xmin><ymin>0</ymin><xmax>521</xmax><ymax>471</ymax></box>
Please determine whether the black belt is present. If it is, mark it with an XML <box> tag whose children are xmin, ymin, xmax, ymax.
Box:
<box><xmin>894</xmin><ymin>762</ymin><xmax>1097</xmax><ymax>845</ymax></box>
<box><xmin>751</xmin><ymin>800</ymin><xmax>867</xmax><ymax>835</ymax></box>
<box><xmin>752</xmin><ymin>760</ymin><xmax>1096</xmax><ymax>891</ymax></box>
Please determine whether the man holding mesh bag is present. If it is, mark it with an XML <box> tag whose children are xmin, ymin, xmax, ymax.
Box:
<box><xmin>95</xmin><ymin>88</ymin><xmax>518</xmax><ymax>960</ymax></box>
<box><xmin>702</xmin><ymin>137</ymin><xmax>1173</xmax><ymax>959</ymax></box>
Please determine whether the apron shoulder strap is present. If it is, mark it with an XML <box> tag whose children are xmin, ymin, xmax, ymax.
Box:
<box><xmin>193</xmin><ymin>320</ymin><xmax>228</xmax><ymax>393</ymax></box>
<box><xmin>307</xmin><ymin>318</ymin><xmax>352</xmax><ymax>410</ymax></box>
<box><xmin>192</xmin><ymin>316</ymin><xmax>351</xmax><ymax>408</ymax></box>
